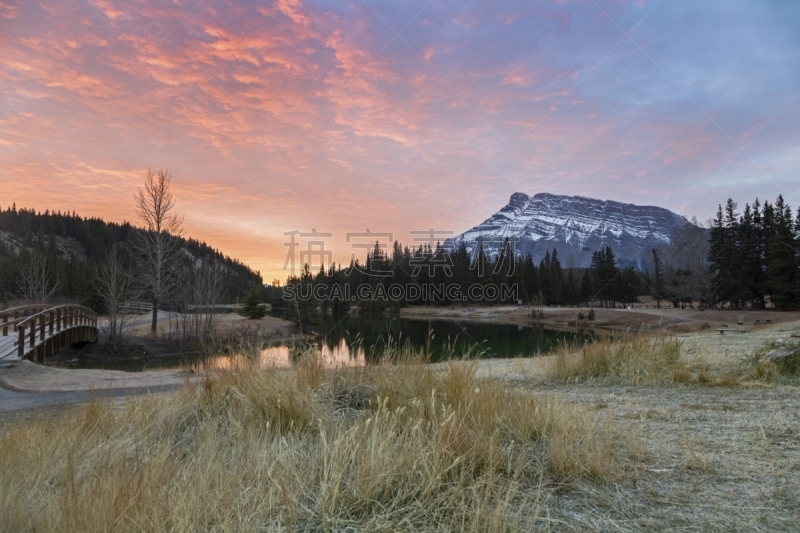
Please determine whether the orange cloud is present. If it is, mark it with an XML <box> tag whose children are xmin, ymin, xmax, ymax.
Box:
<box><xmin>1</xmin><ymin>0</ymin><xmax>797</xmax><ymax>280</ymax></box>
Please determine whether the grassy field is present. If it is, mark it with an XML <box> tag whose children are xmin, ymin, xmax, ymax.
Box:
<box><xmin>0</xmin><ymin>355</ymin><xmax>643</xmax><ymax>532</ymax></box>
<box><xmin>1</xmin><ymin>333</ymin><xmax>798</xmax><ymax>531</ymax></box>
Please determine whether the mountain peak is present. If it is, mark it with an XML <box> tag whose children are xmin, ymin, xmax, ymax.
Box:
<box><xmin>450</xmin><ymin>192</ymin><xmax>693</xmax><ymax>269</ymax></box>
<box><xmin>508</xmin><ymin>192</ymin><xmax>531</xmax><ymax>208</ymax></box>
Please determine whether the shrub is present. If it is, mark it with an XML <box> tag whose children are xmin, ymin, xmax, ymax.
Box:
<box><xmin>587</xmin><ymin>308</ymin><xmax>596</xmax><ymax>320</ymax></box>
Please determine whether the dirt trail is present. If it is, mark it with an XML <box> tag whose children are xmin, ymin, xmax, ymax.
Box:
<box><xmin>0</xmin><ymin>360</ymin><xmax>198</xmax><ymax>393</ymax></box>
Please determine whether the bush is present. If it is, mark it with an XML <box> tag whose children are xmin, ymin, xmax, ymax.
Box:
<box><xmin>587</xmin><ymin>308</ymin><xmax>596</xmax><ymax>320</ymax></box>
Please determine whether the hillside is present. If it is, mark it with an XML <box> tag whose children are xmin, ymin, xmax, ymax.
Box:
<box><xmin>0</xmin><ymin>205</ymin><xmax>262</xmax><ymax>306</ymax></box>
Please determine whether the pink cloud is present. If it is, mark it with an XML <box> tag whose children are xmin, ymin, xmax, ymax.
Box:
<box><xmin>0</xmin><ymin>1</ymin><xmax>20</xmax><ymax>19</ymax></box>
<box><xmin>1</xmin><ymin>0</ymin><xmax>796</xmax><ymax>278</ymax></box>
<box><xmin>89</xmin><ymin>0</ymin><xmax>124</xmax><ymax>20</ymax></box>
<box><xmin>497</xmin><ymin>13</ymin><xmax>520</xmax><ymax>25</ymax></box>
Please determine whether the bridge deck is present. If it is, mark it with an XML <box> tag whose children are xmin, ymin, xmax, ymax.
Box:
<box><xmin>0</xmin><ymin>335</ymin><xmax>19</xmax><ymax>362</ymax></box>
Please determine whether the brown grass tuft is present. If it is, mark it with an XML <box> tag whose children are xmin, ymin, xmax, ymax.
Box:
<box><xmin>696</xmin><ymin>370</ymin><xmax>713</xmax><ymax>384</ymax></box>
<box><xmin>553</xmin><ymin>333</ymin><xmax>683</xmax><ymax>384</ymax></box>
<box><xmin>717</xmin><ymin>373</ymin><xmax>740</xmax><ymax>387</ymax></box>
<box><xmin>0</xmin><ymin>360</ymin><xmax>643</xmax><ymax>532</ymax></box>
<box><xmin>672</xmin><ymin>368</ymin><xmax>693</xmax><ymax>384</ymax></box>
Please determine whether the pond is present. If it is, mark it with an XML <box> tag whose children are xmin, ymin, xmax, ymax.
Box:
<box><xmin>62</xmin><ymin>316</ymin><xmax>594</xmax><ymax>372</ymax></box>
<box><xmin>198</xmin><ymin>316</ymin><xmax>594</xmax><ymax>369</ymax></box>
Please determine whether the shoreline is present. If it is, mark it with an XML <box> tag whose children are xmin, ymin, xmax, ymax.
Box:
<box><xmin>400</xmin><ymin>303</ymin><xmax>800</xmax><ymax>332</ymax></box>
<box><xmin>2</xmin><ymin>306</ymin><xmax>799</xmax><ymax>400</ymax></box>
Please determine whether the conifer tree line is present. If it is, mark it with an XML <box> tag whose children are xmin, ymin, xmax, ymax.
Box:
<box><xmin>278</xmin><ymin>239</ymin><xmax>652</xmax><ymax>328</ymax></box>
<box><xmin>0</xmin><ymin>204</ymin><xmax>262</xmax><ymax>309</ymax></box>
<box><xmin>709</xmin><ymin>195</ymin><xmax>800</xmax><ymax>310</ymax></box>
<box><xmin>646</xmin><ymin>217</ymin><xmax>712</xmax><ymax>309</ymax></box>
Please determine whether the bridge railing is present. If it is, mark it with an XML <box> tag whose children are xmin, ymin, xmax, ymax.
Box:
<box><xmin>1</xmin><ymin>304</ymin><xmax>53</xmax><ymax>337</ymax></box>
<box><xmin>15</xmin><ymin>305</ymin><xmax>98</xmax><ymax>359</ymax></box>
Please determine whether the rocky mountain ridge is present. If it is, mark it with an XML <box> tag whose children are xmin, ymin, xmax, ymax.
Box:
<box><xmin>448</xmin><ymin>192</ymin><xmax>694</xmax><ymax>269</ymax></box>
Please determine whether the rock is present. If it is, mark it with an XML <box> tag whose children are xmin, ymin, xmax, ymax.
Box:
<box><xmin>758</xmin><ymin>347</ymin><xmax>800</xmax><ymax>366</ymax></box>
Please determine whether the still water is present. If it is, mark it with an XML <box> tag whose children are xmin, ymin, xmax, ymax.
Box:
<box><xmin>177</xmin><ymin>317</ymin><xmax>592</xmax><ymax>371</ymax></box>
<box><xmin>55</xmin><ymin>317</ymin><xmax>595</xmax><ymax>372</ymax></box>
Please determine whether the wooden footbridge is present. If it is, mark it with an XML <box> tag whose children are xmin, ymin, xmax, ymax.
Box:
<box><xmin>0</xmin><ymin>304</ymin><xmax>98</xmax><ymax>363</ymax></box>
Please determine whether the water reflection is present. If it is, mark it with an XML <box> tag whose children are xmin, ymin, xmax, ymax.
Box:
<box><xmin>192</xmin><ymin>316</ymin><xmax>593</xmax><ymax>370</ymax></box>
<box><xmin>264</xmin><ymin>338</ymin><xmax>367</xmax><ymax>368</ymax></box>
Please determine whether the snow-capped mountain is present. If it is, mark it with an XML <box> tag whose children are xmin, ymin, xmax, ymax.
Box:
<box><xmin>447</xmin><ymin>192</ymin><xmax>693</xmax><ymax>269</ymax></box>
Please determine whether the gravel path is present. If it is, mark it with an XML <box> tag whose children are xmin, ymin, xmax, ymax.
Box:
<box><xmin>0</xmin><ymin>383</ymin><xmax>179</xmax><ymax>423</ymax></box>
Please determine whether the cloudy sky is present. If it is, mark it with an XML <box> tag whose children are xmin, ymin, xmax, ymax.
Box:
<box><xmin>2</xmin><ymin>0</ymin><xmax>799</xmax><ymax>279</ymax></box>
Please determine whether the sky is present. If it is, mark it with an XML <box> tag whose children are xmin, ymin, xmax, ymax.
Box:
<box><xmin>2</xmin><ymin>0</ymin><xmax>799</xmax><ymax>280</ymax></box>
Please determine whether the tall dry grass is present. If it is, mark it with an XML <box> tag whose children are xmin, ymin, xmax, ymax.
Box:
<box><xmin>0</xmin><ymin>357</ymin><xmax>642</xmax><ymax>532</ymax></box>
<box><xmin>552</xmin><ymin>333</ymin><xmax>683</xmax><ymax>384</ymax></box>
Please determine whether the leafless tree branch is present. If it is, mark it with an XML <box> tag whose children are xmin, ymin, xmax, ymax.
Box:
<box><xmin>96</xmin><ymin>244</ymin><xmax>137</xmax><ymax>352</ymax></box>
<box><xmin>15</xmin><ymin>252</ymin><xmax>62</xmax><ymax>304</ymax></box>
<box><xmin>130</xmin><ymin>168</ymin><xmax>185</xmax><ymax>334</ymax></box>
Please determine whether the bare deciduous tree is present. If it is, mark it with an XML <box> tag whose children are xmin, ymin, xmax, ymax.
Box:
<box><xmin>131</xmin><ymin>169</ymin><xmax>185</xmax><ymax>334</ymax></box>
<box><xmin>169</xmin><ymin>260</ymin><xmax>227</xmax><ymax>346</ymax></box>
<box><xmin>194</xmin><ymin>261</ymin><xmax>227</xmax><ymax>340</ymax></box>
<box><xmin>96</xmin><ymin>245</ymin><xmax>137</xmax><ymax>352</ymax></box>
<box><xmin>16</xmin><ymin>251</ymin><xmax>62</xmax><ymax>304</ymax></box>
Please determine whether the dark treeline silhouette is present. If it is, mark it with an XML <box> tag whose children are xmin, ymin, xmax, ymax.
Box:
<box><xmin>278</xmin><ymin>239</ymin><xmax>650</xmax><ymax>328</ymax></box>
<box><xmin>0</xmin><ymin>205</ymin><xmax>262</xmax><ymax>307</ymax></box>
<box><xmin>709</xmin><ymin>195</ymin><xmax>800</xmax><ymax>310</ymax></box>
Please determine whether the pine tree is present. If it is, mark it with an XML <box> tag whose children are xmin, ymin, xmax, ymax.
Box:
<box><xmin>580</xmin><ymin>268</ymin><xmax>593</xmax><ymax>305</ymax></box>
<box><xmin>239</xmin><ymin>283</ymin><xmax>268</xmax><ymax>319</ymax></box>
<box><xmin>616</xmin><ymin>266</ymin><xmax>640</xmax><ymax>306</ymax></box>
<box><xmin>750</xmin><ymin>199</ymin><xmax>768</xmax><ymax>308</ymax></box>
<box><xmin>650</xmin><ymin>248</ymin><xmax>665</xmax><ymax>307</ymax></box>
<box><xmin>562</xmin><ymin>269</ymin><xmax>579</xmax><ymax>307</ymax></box>
<box><xmin>284</xmin><ymin>264</ymin><xmax>320</xmax><ymax>331</ymax></box>
<box><xmin>708</xmin><ymin>203</ymin><xmax>731</xmax><ymax>307</ymax></box>
<box><xmin>523</xmin><ymin>254</ymin><xmax>538</xmax><ymax>303</ymax></box>
<box><xmin>549</xmin><ymin>249</ymin><xmax>563</xmax><ymax>304</ymax></box>
<box><xmin>539</xmin><ymin>249</ymin><xmax>563</xmax><ymax>305</ymax></box>
<box><xmin>591</xmin><ymin>246</ymin><xmax>618</xmax><ymax>307</ymax></box>
<box><xmin>767</xmin><ymin>195</ymin><xmax>798</xmax><ymax>310</ymax></box>
<box><xmin>724</xmin><ymin>198</ymin><xmax>744</xmax><ymax>308</ymax></box>
<box><xmin>738</xmin><ymin>203</ymin><xmax>758</xmax><ymax>307</ymax></box>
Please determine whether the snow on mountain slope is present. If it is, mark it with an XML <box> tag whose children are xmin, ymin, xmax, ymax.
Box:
<box><xmin>447</xmin><ymin>192</ymin><xmax>693</xmax><ymax>269</ymax></box>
